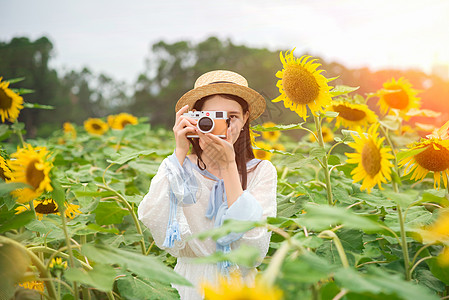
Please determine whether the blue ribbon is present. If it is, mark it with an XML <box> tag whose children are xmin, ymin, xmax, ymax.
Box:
<box><xmin>163</xmin><ymin>154</ymin><xmax>261</xmax><ymax>275</ymax></box>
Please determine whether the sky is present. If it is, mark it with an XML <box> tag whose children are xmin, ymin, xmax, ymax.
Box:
<box><xmin>2</xmin><ymin>0</ymin><xmax>449</xmax><ymax>84</ymax></box>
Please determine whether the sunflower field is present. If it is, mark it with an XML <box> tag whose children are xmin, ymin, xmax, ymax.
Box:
<box><xmin>1</xmin><ymin>49</ymin><xmax>449</xmax><ymax>300</ymax></box>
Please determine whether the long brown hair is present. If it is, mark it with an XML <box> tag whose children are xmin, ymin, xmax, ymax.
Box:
<box><xmin>189</xmin><ymin>94</ymin><xmax>256</xmax><ymax>190</ymax></box>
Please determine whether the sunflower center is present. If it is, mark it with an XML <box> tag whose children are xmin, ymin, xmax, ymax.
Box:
<box><xmin>332</xmin><ymin>105</ymin><xmax>367</xmax><ymax>121</ymax></box>
<box><xmin>0</xmin><ymin>88</ymin><xmax>13</xmax><ymax>110</ymax></box>
<box><xmin>0</xmin><ymin>168</ymin><xmax>6</xmax><ymax>181</ymax></box>
<box><xmin>282</xmin><ymin>65</ymin><xmax>320</xmax><ymax>105</ymax></box>
<box><xmin>256</xmin><ymin>150</ymin><xmax>267</xmax><ymax>159</ymax></box>
<box><xmin>415</xmin><ymin>144</ymin><xmax>449</xmax><ymax>172</ymax></box>
<box><xmin>121</xmin><ymin>120</ymin><xmax>132</xmax><ymax>127</ymax></box>
<box><xmin>35</xmin><ymin>200</ymin><xmax>58</xmax><ymax>214</ymax></box>
<box><xmin>383</xmin><ymin>85</ymin><xmax>409</xmax><ymax>109</ymax></box>
<box><xmin>361</xmin><ymin>140</ymin><xmax>381</xmax><ymax>176</ymax></box>
<box><xmin>91</xmin><ymin>123</ymin><xmax>103</xmax><ymax>130</ymax></box>
<box><xmin>26</xmin><ymin>159</ymin><xmax>45</xmax><ymax>190</ymax></box>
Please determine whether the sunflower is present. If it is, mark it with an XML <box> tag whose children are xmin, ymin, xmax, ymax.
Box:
<box><xmin>1</xmin><ymin>155</ymin><xmax>11</xmax><ymax>181</ymax></box>
<box><xmin>110</xmin><ymin>113</ymin><xmax>138</xmax><ymax>130</ymax></box>
<box><xmin>7</xmin><ymin>144</ymin><xmax>53</xmax><ymax>203</ymax></box>
<box><xmin>399</xmin><ymin>137</ymin><xmax>449</xmax><ymax>189</ymax></box>
<box><xmin>49</xmin><ymin>257</ymin><xmax>68</xmax><ymax>276</ymax></box>
<box><xmin>309</xmin><ymin>126</ymin><xmax>334</xmax><ymax>143</ymax></box>
<box><xmin>261</xmin><ymin>122</ymin><xmax>281</xmax><ymax>142</ymax></box>
<box><xmin>84</xmin><ymin>118</ymin><xmax>108</xmax><ymax>135</ymax></box>
<box><xmin>249</xmin><ymin>129</ymin><xmax>260</xmax><ymax>147</ymax></box>
<box><xmin>376</xmin><ymin>77</ymin><xmax>420</xmax><ymax>120</ymax></box>
<box><xmin>202</xmin><ymin>273</ymin><xmax>283</xmax><ymax>300</ymax></box>
<box><xmin>272</xmin><ymin>49</ymin><xmax>333</xmax><ymax>120</ymax></box>
<box><xmin>18</xmin><ymin>281</ymin><xmax>45</xmax><ymax>292</ymax></box>
<box><xmin>428</xmin><ymin>120</ymin><xmax>449</xmax><ymax>140</ymax></box>
<box><xmin>419</xmin><ymin>209</ymin><xmax>449</xmax><ymax>266</ymax></box>
<box><xmin>63</xmin><ymin>122</ymin><xmax>77</xmax><ymax>139</ymax></box>
<box><xmin>15</xmin><ymin>198</ymin><xmax>81</xmax><ymax>220</ymax></box>
<box><xmin>0</xmin><ymin>77</ymin><xmax>24</xmax><ymax>123</ymax></box>
<box><xmin>345</xmin><ymin>124</ymin><xmax>394</xmax><ymax>192</ymax></box>
<box><xmin>253</xmin><ymin>141</ymin><xmax>273</xmax><ymax>160</ymax></box>
<box><xmin>327</xmin><ymin>100</ymin><xmax>378</xmax><ymax>130</ymax></box>
<box><xmin>49</xmin><ymin>257</ymin><xmax>68</xmax><ymax>270</ymax></box>
<box><xmin>107</xmin><ymin>114</ymin><xmax>116</xmax><ymax>127</ymax></box>
<box><xmin>272</xmin><ymin>143</ymin><xmax>286</xmax><ymax>152</ymax></box>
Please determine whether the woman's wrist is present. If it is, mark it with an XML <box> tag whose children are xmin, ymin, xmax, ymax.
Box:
<box><xmin>175</xmin><ymin>147</ymin><xmax>188</xmax><ymax>166</ymax></box>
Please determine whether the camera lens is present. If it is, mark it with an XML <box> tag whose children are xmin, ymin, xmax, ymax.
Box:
<box><xmin>197</xmin><ymin>117</ymin><xmax>214</xmax><ymax>133</ymax></box>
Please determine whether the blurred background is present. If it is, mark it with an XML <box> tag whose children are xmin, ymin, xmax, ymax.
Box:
<box><xmin>1</xmin><ymin>0</ymin><xmax>449</xmax><ymax>137</ymax></box>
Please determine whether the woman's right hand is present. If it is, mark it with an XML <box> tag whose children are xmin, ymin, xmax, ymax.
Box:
<box><xmin>173</xmin><ymin>104</ymin><xmax>197</xmax><ymax>163</ymax></box>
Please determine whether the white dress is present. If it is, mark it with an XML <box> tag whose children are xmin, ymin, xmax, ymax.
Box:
<box><xmin>138</xmin><ymin>153</ymin><xmax>277</xmax><ymax>299</ymax></box>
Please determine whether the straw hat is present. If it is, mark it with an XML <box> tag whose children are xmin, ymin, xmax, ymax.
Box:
<box><xmin>175</xmin><ymin>70</ymin><xmax>266</xmax><ymax>122</ymax></box>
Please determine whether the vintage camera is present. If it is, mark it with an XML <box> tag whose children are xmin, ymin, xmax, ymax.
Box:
<box><xmin>183</xmin><ymin>111</ymin><xmax>229</xmax><ymax>138</ymax></box>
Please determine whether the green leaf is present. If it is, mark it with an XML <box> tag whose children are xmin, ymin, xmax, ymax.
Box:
<box><xmin>328</xmin><ymin>155</ymin><xmax>341</xmax><ymax>165</ymax></box>
<box><xmin>23</xmin><ymin>102</ymin><xmax>54</xmax><ymax>109</ymax></box>
<box><xmin>64</xmin><ymin>264</ymin><xmax>116</xmax><ymax>292</ymax></box>
<box><xmin>414</xmin><ymin>269</ymin><xmax>446</xmax><ymax>293</ymax></box>
<box><xmin>321</xmin><ymin>111</ymin><xmax>339</xmax><ymax>118</ymax></box>
<box><xmin>381</xmin><ymin>189</ymin><xmax>420</xmax><ymax>208</ymax></box>
<box><xmin>426</xmin><ymin>256</ymin><xmax>449</xmax><ymax>286</ymax></box>
<box><xmin>194</xmin><ymin>244</ymin><xmax>261</xmax><ymax>268</ymax></box>
<box><xmin>0</xmin><ymin>237</ymin><xmax>32</xmax><ymax>300</ymax></box>
<box><xmin>379</xmin><ymin>115</ymin><xmax>401</xmax><ymax>131</ymax></box>
<box><xmin>309</xmin><ymin>147</ymin><xmax>326</xmax><ymax>159</ymax></box>
<box><xmin>300</xmin><ymin>204</ymin><xmax>384</xmax><ymax>233</ymax></box>
<box><xmin>51</xmin><ymin>180</ymin><xmax>66</xmax><ymax>212</ymax></box>
<box><xmin>0</xmin><ymin>182</ymin><xmax>31</xmax><ymax>196</ymax></box>
<box><xmin>0</xmin><ymin>124</ymin><xmax>11</xmax><ymax>141</ymax></box>
<box><xmin>281</xmin><ymin>251</ymin><xmax>334</xmax><ymax>283</ymax></box>
<box><xmin>195</xmin><ymin>219</ymin><xmax>263</xmax><ymax>241</ymax></box>
<box><xmin>81</xmin><ymin>243</ymin><xmax>191</xmax><ymax>286</ymax></box>
<box><xmin>334</xmin><ymin>267</ymin><xmax>439</xmax><ymax>300</ymax></box>
<box><xmin>420</xmin><ymin>189</ymin><xmax>449</xmax><ymax>207</ymax></box>
<box><xmin>396</xmin><ymin>147</ymin><xmax>426</xmax><ymax>162</ymax></box>
<box><xmin>116</xmin><ymin>273</ymin><xmax>179</xmax><ymax>300</ymax></box>
<box><xmin>85</xmin><ymin>223</ymin><xmax>120</xmax><ymax>234</ymax></box>
<box><xmin>13</xmin><ymin>89</ymin><xmax>35</xmax><ymax>95</ymax></box>
<box><xmin>251</xmin><ymin>122</ymin><xmax>306</xmax><ymax>132</ymax></box>
<box><xmin>329</xmin><ymin>85</ymin><xmax>360</xmax><ymax>97</ymax></box>
<box><xmin>107</xmin><ymin>149</ymin><xmax>160</xmax><ymax>164</ymax></box>
<box><xmin>0</xmin><ymin>210</ymin><xmax>34</xmax><ymax>233</ymax></box>
<box><xmin>93</xmin><ymin>201</ymin><xmax>129</xmax><ymax>225</ymax></box>
<box><xmin>4</xmin><ymin>77</ymin><xmax>25</xmax><ymax>84</ymax></box>
<box><xmin>272</xmin><ymin>153</ymin><xmax>314</xmax><ymax>170</ymax></box>
<box><xmin>25</xmin><ymin>219</ymin><xmax>60</xmax><ymax>234</ymax></box>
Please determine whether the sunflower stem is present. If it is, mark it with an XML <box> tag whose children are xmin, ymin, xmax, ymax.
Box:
<box><xmin>314</xmin><ymin>115</ymin><xmax>333</xmax><ymax>205</ymax></box>
<box><xmin>97</xmin><ymin>184</ymin><xmax>146</xmax><ymax>255</ymax></box>
<box><xmin>261</xmin><ymin>240</ymin><xmax>291</xmax><ymax>287</ymax></box>
<box><xmin>380</xmin><ymin>126</ymin><xmax>400</xmax><ymax>193</ymax></box>
<box><xmin>28</xmin><ymin>199</ymin><xmax>37</xmax><ymax>219</ymax></box>
<box><xmin>397</xmin><ymin>205</ymin><xmax>411</xmax><ymax>281</ymax></box>
<box><xmin>60</xmin><ymin>212</ymin><xmax>79</xmax><ymax>299</ymax></box>
<box><xmin>13</xmin><ymin>120</ymin><xmax>26</xmax><ymax>147</ymax></box>
<box><xmin>318</xmin><ymin>230</ymin><xmax>349</xmax><ymax>268</ymax></box>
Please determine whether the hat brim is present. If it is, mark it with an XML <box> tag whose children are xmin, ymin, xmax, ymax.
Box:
<box><xmin>175</xmin><ymin>83</ymin><xmax>266</xmax><ymax>122</ymax></box>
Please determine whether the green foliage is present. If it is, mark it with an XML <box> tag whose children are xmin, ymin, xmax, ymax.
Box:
<box><xmin>2</xmin><ymin>36</ymin><xmax>449</xmax><ymax>299</ymax></box>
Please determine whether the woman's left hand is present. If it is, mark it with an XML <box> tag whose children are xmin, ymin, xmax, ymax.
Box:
<box><xmin>197</xmin><ymin>126</ymin><xmax>235</xmax><ymax>171</ymax></box>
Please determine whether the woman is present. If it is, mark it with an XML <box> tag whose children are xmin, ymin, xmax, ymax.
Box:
<box><xmin>138</xmin><ymin>70</ymin><xmax>277</xmax><ymax>299</ymax></box>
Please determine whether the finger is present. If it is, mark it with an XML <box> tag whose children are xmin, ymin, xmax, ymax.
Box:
<box><xmin>175</xmin><ymin>104</ymin><xmax>189</xmax><ymax>126</ymax></box>
<box><xmin>175</xmin><ymin>118</ymin><xmax>196</xmax><ymax>131</ymax></box>
<box><xmin>178</xmin><ymin>126</ymin><xmax>196</xmax><ymax>137</ymax></box>
<box><xmin>225</xmin><ymin>126</ymin><xmax>232</xmax><ymax>143</ymax></box>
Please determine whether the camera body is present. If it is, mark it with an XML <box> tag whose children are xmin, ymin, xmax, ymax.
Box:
<box><xmin>183</xmin><ymin>111</ymin><xmax>229</xmax><ymax>138</ymax></box>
